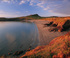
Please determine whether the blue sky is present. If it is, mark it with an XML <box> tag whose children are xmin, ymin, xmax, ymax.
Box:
<box><xmin>0</xmin><ymin>0</ymin><xmax>70</xmax><ymax>18</ymax></box>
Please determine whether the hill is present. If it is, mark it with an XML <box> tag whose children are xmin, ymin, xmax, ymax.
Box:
<box><xmin>0</xmin><ymin>14</ymin><xmax>43</xmax><ymax>21</ymax></box>
<box><xmin>0</xmin><ymin>14</ymin><xmax>70</xmax><ymax>21</ymax></box>
<box><xmin>26</xmin><ymin>14</ymin><xmax>41</xmax><ymax>18</ymax></box>
<box><xmin>19</xmin><ymin>14</ymin><xmax>43</xmax><ymax>20</ymax></box>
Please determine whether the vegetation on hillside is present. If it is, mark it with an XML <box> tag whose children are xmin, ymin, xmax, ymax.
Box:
<box><xmin>43</xmin><ymin>17</ymin><xmax>70</xmax><ymax>32</ymax></box>
<box><xmin>21</xmin><ymin>32</ymin><xmax>70</xmax><ymax>58</ymax></box>
<box><xmin>0</xmin><ymin>14</ymin><xmax>44</xmax><ymax>21</ymax></box>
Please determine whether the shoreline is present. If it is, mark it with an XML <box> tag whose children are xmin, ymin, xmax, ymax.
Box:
<box><xmin>30</xmin><ymin>20</ymin><xmax>68</xmax><ymax>45</ymax></box>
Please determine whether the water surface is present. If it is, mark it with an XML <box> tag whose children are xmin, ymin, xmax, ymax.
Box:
<box><xmin>0</xmin><ymin>22</ymin><xmax>39</xmax><ymax>56</ymax></box>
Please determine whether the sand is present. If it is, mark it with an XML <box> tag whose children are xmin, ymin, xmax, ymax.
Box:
<box><xmin>30</xmin><ymin>20</ymin><xmax>68</xmax><ymax>46</ymax></box>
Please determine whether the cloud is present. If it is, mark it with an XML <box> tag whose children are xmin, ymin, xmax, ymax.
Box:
<box><xmin>1</xmin><ymin>0</ymin><xmax>10</xmax><ymax>3</ymax></box>
<box><xmin>0</xmin><ymin>14</ymin><xmax>20</xmax><ymax>18</ymax></box>
<box><xmin>29</xmin><ymin>0</ymin><xmax>35</xmax><ymax>5</ymax></box>
<box><xmin>43</xmin><ymin>7</ymin><xmax>50</xmax><ymax>10</ymax></box>
<box><xmin>37</xmin><ymin>2</ymin><xmax>44</xmax><ymax>8</ymax></box>
<box><xmin>48</xmin><ymin>0</ymin><xmax>70</xmax><ymax>15</ymax></box>
<box><xmin>0</xmin><ymin>10</ymin><xmax>23</xmax><ymax>18</ymax></box>
<box><xmin>0</xmin><ymin>0</ymin><xmax>70</xmax><ymax>16</ymax></box>
<box><xmin>0</xmin><ymin>10</ymin><xmax>6</xmax><ymax>14</ymax></box>
<box><xmin>36</xmin><ymin>0</ymin><xmax>70</xmax><ymax>15</ymax></box>
<box><xmin>19</xmin><ymin>0</ymin><xmax>30</xmax><ymax>5</ymax></box>
<box><xmin>0</xmin><ymin>0</ymin><xmax>18</xmax><ymax>3</ymax></box>
<box><xmin>19</xmin><ymin>0</ymin><xmax>25</xmax><ymax>5</ymax></box>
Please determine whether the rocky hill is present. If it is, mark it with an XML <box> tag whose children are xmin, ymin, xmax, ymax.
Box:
<box><xmin>43</xmin><ymin>17</ymin><xmax>70</xmax><ymax>32</ymax></box>
<box><xmin>0</xmin><ymin>14</ymin><xmax>43</xmax><ymax>21</ymax></box>
<box><xmin>19</xmin><ymin>14</ymin><xmax>42</xmax><ymax>20</ymax></box>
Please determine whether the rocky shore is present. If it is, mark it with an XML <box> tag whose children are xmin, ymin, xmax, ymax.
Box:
<box><xmin>20</xmin><ymin>20</ymin><xmax>70</xmax><ymax>58</ymax></box>
<box><xmin>30</xmin><ymin>20</ymin><xmax>68</xmax><ymax>45</ymax></box>
<box><xmin>0</xmin><ymin>20</ymin><xmax>69</xmax><ymax>58</ymax></box>
<box><xmin>21</xmin><ymin>32</ymin><xmax>70</xmax><ymax>58</ymax></box>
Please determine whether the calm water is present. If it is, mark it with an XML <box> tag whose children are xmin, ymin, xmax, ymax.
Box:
<box><xmin>0</xmin><ymin>22</ymin><xmax>39</xmax><ymax>56</ymax></box>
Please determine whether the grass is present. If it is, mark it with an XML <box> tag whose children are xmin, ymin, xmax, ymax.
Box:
<box><xmin>43</xmin><ymin>17</ymin><xmax>70</xmax><ymax>26</ymax></box>
<box><xmin>21</xmin><ymin>32</ymin><xmax>70</xmax><ymax>58</ymax></box>
<box><xmin>0</xmin><ymin>14</ymin><xmax>44</xmax><ymax>21</ymax></box>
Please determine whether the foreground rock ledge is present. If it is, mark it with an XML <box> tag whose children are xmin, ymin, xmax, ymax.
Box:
<box><xmin>20</xmin><ymin>32</ymin><xmax>70</xmax><ymax>58</ymax></box>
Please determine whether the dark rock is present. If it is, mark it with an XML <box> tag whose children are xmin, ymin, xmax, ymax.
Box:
<box><xmin>13</xmin><ymin>51</ymin><xmax>18</xmax><ymax>55</ymax></box>
<box><xmin>44</xmin><ymin>22</ymin><xmax>53</xmax><ymax>26</ymax></box>
<box><xmin>62</xmin><ymin>20</ymin><xmax>70</xmax><ymax>31</ymax></box>
<box><xmin>17</xmin><ymin>51</ymin><xmax>23</xmax><ymax>55</ymax></box>
<box><xmin>48</xmin><ymin>27</ymin><xmax>58</xmax><ymax>32</ymax></box>
<box><xmin>56</xmin><ymin>20</ymin><xmax>70</xmax><ymax>32</ymax></box>
<box><xmin>51</xmin><ymin>24</ymin><xmax>57</xmax><ymax>27</ymax></box>
<box><xmin>13</xmin><ymin>51</ymin><xmax>23</xmax><ymax>56</ymax></box>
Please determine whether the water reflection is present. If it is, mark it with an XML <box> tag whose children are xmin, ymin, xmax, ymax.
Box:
<box><xmin>0</xmin><ymin>22</ymin><xmax>39</xmax><ymax>56</ymax></box>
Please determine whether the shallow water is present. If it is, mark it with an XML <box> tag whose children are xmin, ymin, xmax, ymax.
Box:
<box><xmin>0</xmin><ymin>22</ymin><xmax>39</xmax><ymax>56</ymax></box>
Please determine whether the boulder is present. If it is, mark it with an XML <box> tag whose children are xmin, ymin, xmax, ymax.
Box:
<box><xmin>17</xmin><ymin>51</ymin><xmax>23</xmax><ymax>55</ymax></box>
<box><xmin>13</xmin><ymin>51</ymin><xmax>23</xmax><ymax>56</ymax></box>
<box><xmin>62</xmin><ymin>20</ymin><xmax>70</xmax><ymax>31</ymax></box>
<box><xmin>51</xmin><ymin>24</ymin><xmax>57</xmax><ymax>27</ymax></box>
<box><xmin>44</xmin><ymin>22</ymin><xmax>53</xmax><ymax>26</ymax></box>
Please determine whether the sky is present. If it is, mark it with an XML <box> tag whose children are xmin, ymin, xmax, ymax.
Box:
<box><xmin>0</xmin><ymin>0</ymin><xmax>70</xmax><ymax>18</ymax></box>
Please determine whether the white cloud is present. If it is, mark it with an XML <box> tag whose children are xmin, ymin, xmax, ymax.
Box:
<box><xmin>0</xmin><ymin>0</ymin><xmax>18</xmax><ymax>3</ymax></box>
<box><xmin>43</xmin><ymin>7</ymin><xmax>50</xmax><ymax>10</ymax></box>
<box><xmin>0</xmin><ymin>0</ymin><xmax>70</xmax><ymax>16</ymax></box>
<box><xmin>2</xmin><ymin>0</ymin><xmax>10</xmax><ymax>3</ymax></box>
<box><xmin>37</xmin><ymin>2</ymin><xmax>44</xmax><ymax>8</ymax></box>
<box><xmin>19</xmin><ymin>0</ymin><xmax>25</xmax><ymax>5</ymax></box>
<box><xmin>36</xmin><ymin>1</ymin><xmax>50</xmax><ymax>10</ymax></box>
<box><xmin>19</xmin><ymin>0</ymin><xmax>30</xmax><ymax>5</ymax></box>
<box><xmin>0</xmin><ymin>10</ymin><xmax>23</xmax><ymax>18</ymax></box>
<box><xmin>29</xmin><ymin>0</ymin><xmax>35</xmax><ymax>5</ymax></box>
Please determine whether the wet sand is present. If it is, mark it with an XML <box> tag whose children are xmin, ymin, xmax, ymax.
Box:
<box><xmin>30</xmin><ymin>20</ymin><xmax>68</xmax><ymax>45</ymax></box>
